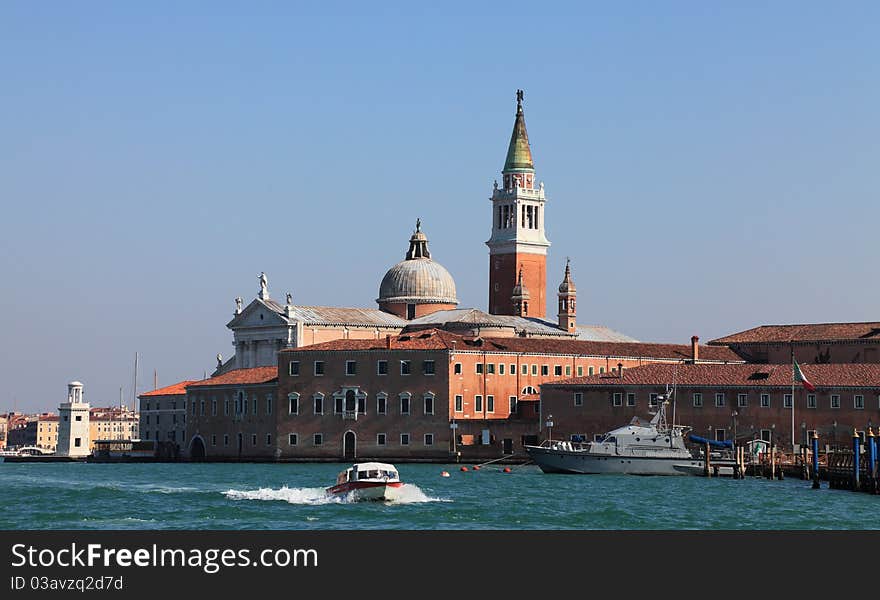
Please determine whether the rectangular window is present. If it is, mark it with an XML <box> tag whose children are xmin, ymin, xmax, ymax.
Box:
<box><xmin>586</xmin><ymin>366</ymin><xmax>593</xmax><ymax>376</ymax></box>
<box><xmin>554</xmin><ymin>365</ymin><xmax>562</xmax><ymax>376</ymax></box>
<box><xmin>522</xmin><ymin>364</ymin><xmax>528</xmax><ymax>375</ymax></box>
<box><xmin>313</xmin><ymin>396</ymin><xmax>323</xmax><ymax>415</ymax></box>
<box><xmin>424</xmin><ymin>395</ymin><xmax>434</xmax><ymax>415</ymax></box>
<box><xmin>714</xmin><ymin>429</ymin><xmax>726</xmax><ymax>442</ymax></box>
<box><xmin>737</xmin><ymin>394</ymin><xmax>748</xmax><ymax>407</ymax></box>
<box><xmin>509</xmin><ymin>396</ymin><xmax>517</xmax><ymax>414</ymax></box>
<box><xmin>266</xmin><ymin>434</ymin><xmax>272</xmax><ymax>446</ymax></box>
<box><xmin>484</xmin><ymin>363</ymin><xmax>494</xmax><ymax>375</ymax></box>
<box><xmin>400</xmin><ymin>433</ymin><xmax>410</xmax><ymax>446</ymax></box>
<box><xmin>424</xmin><ymin>433</ymin><xmax>434</xmax><ymax>446</ymax></box>
<box><xmin>400</xmin><ymin>360</ymin><xmax>411</xmax><ymax>375</ymax></box>
<box><xmin>251</xmin><ymin>434</ymin><xmax>257</xmax><ymax>446</ymax></box>
<box><xmin>313</xmin><ymin>433</ymin><xmax>323</xmax><ymax>446</ymax></box>
<box><xmin>224</xmin><ymin>434</ymin><xmax>229</xmax><ymax>446</ymax></box>
<box><xmin>224</xmin><ymin>398</ymin><xmax>229</xmax><ymax>416</ymax></box>
<box><xmin>252</xmin><ymin>398</ymin><xmax>257</xmax><ymax>415</ymax></box>
<box><xmin>627</xmin><ymin>393</ymin><xmax>636</xmax><ymax>407</ymax></box>
<box><xmin>612</xmin><ymin>393</ymin><xmax>622</xmax><ymax>407</ymax></box>
<box><xmin>831</xmin><ymin>394</ymin><xmax>840</xmax><ymax>409</ymax></box>
<box><xmin>288</xmin><ymin>433</ymin><xmax>297</xmax><ymax>446</ymax></box>
<box><xmin>454</xmin><ymin>363</ymin><xmax>462</xmax><ymax>375</ymax></box>
<box><xmin>532</xmin><ymin>365</ymin><xmax>538</xmax><ymax>376</ymax></box>
<box><xmin>400</xmin><ymin>396</ymin><xmax>410</xmax><ymax>415</ymax></box>
<box><xmin>475</xmin><ymin>395</ymin><xmax>483</xmax><ymax>412</ymax></box>
<box><xmin>760</xmin><ymin>429</ymin><xmax>772</xmax><ymax>442</ymax></box>
<box><xmin>314</xmin><ymin>361</ymin><xmax>325</xmax><ymax>376</ymax></box>
<box><xmin>649</xmin><ymin>393</ymin><xmax>659</xmax><ymax>407</ymax></box>
<box><xmin>454</xmin><ymin>395</ymin><xmax>463</xmax><ymax>412</ymax></box>
<box><xmin>499</xmin><ymin>363</ymin><xmax>505</xmax><ymax>375</ymax></box>
<box><xmin>855</xmin><ymin>394</ymin><xmax>865</xmax><ymax>409</ymax></box>
<box><xmin>289</xmin><ymin>395</ymin><xmax>299</xmax><ymax>415</ymax></box>
<box><xmin>476</xmin><ymin>363</ymin><xmax>484</xmax><ymax>374</ymax></box>
<box><xmin>423</xmin><ymin>360</ymin><xmax>436</xmax><ymax>375</ymax></box>
<box><xmin>200</xmin><ymin>399</ymin><xmax>205</xmax><ymax>416</ymax></box>
<box><xmin>783</xmin><ymin>394</ymin><xmax>793</xmax><ymax>409</ymax></box>
<box><xmin>334</xmin><ymin>396</ymin><xmax>343</xmax><ymax>414</ymax></box>
<box><xmin>760</xmin><ymin>394</ymin><xmax>770</xmax><ymax>408</ymax></box>
<box><xmin>565</xmin><ymin>365</ymin><xmax>572</xmax><ymax>376</ymax></box>
<box><xmin>266</xmin><ymin>395</ymin><xmax>273</xmax><ymax>415</ymax></box>
<box><xmin>574</xmin><ymin>393</ymin><xmax>583</xmax><ymax>406</ymax></box>
<box><xmin>541</xmin><ymin>365</ymin><xmax>549</xmax><ymax>376</ymax></box>
<box><xmin>600</xmin><ymin>367</ymin><xmax>605</xmax><ymax>374</ymax></box>
<box><xmin>377</xmin><ymin>433</ymin><xmax>386</xmax><ymax>446</ymax></box>
<box><xmin>211</xmin><ymin>398</ymin><xmax>217</xmax><ymax>416</ymax></box>
<box><xmin>377</xmin><ymin>395</ymin><xmax>387</xmax><ymax>415</ymax></box>
<box><xmin>357</xmin><ymin>395</ymin><xmax>366</xmax><ymax>414</ymax></box>
<box><xmin>715</xmin><ymin>393</ymin><xmax>725</xmax><ymax>407</ymax></box>
<box><xmin>487</xmin><ymin>395</ymin><xmax>494</xmax><ymax>413</ymax></box>
<box><xmin>807</xmin><ymin>394</ymin><xmax>816</xmax><ymax>409</ymax></box>
<box><xmin>345</xmin><ymin>360</ymin><xmax>357</xmax><ymax>375</ymax></box>
<box><xmin>288</xmin><ymin>361</ymin><xmax>300</xmax><ymax>376</ymax></box>
<box><xmin>377</xmin><ymin>360</ymin><xmax>388</xmax><ymax>375</ymax></box>
<box><xmin>510</xmin><ymin>364</ymin><xmax>516</xmax><ymax>375</ymax></box>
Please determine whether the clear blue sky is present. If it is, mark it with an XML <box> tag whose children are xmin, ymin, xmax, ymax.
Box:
<box><xmin>2</xmin><ymin>3</ymin><xmax>878</xmax><ymax>413</ymax></box>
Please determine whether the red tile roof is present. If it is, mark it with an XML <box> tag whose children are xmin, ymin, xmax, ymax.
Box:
<box><xmin>545</xmin><ymin>362</ymin><xmax>880</xmax><ymax>389</ymax></box>
<box><xmin>186</xmin><ymin>367</ymin><xmax>277</xmax><ymax>388</ymax></box>
<box><xmin>710</xmin><ymin>322</ymin><xmax>880</xmax><ymax>345</ymax></box>
<box><xmin>284</xmin><ymin>328</ymin><xmax>742</xmax><ymax>362</ymax></box>
<box><xmin>139</xmin><ymin>380</ymin><xmax>197</xmax><ymax>397</ymax></box>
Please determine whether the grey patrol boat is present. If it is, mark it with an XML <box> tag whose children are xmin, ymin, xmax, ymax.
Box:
<box><xmin>525</xmin><ymin>401</ymin><xmax>703</xmax><ymax>475</ymax></box>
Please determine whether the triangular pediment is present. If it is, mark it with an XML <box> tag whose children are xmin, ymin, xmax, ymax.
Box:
<box><xmin>227</xmin><ymin>298</ymin><xmax>289</xmax><ymax>329</ymax></box>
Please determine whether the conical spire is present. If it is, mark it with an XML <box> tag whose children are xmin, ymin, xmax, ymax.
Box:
<box><xmin>503</xmin><ymin>89</ymin><xmax>534</xmax><ymax>173</ymax></box>
<box><xmin>511</xmin><ymin>266</ymin><xmax>530</xmax><ymax>300</ymax></box>
<box><xmin>558</xmin><ymin>258</ymin><xmax>576</xmax><ymax>294</ymax></box>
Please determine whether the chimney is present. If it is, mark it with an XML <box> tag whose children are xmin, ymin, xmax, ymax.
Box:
<box><xmin>385</xmin><ymin>335</ymin><xmax>392</xmax><ymax>350</ymax></box>
<box><xmin>691</xmin><ymin>336</ymin><xmax>699</xmax><ymax>363</ymax></box>
<box><xmin>617</xmin><ymin>362</ymin><xmax>623</xmax><ymax>378</ymax></box>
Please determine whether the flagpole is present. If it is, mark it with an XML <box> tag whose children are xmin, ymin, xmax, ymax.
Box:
<box><xmin>791</xmin><ymin>345</ymin><xmax>796</xmax><ymax>455</ymax></box>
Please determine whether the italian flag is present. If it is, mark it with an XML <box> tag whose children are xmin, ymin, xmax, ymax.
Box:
<box><xmin>793</xmin><ymin>361</ymin><xmax>816</xmax><ymax>392</ymax></box>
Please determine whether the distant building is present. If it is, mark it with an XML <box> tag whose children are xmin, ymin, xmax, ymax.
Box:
<box><xmin>56</xmin><ymin>381</ymin><xmax>90</xmax><ymax>457</ymax></box>
<box><xmin>710</xmin><ymin>322</ymin><xmax>880</xmax><ymax>364</ymax></box>
<box><xmin>36</xmin><ymin>414</ymin><xmax>59</xmax><ymax>451</ymax></box>
<box><xmin>138</xmin><ymin>380</ymin><xmax>194</xmax><ymax>447</ymax></box>
<box><xmin>89</xmin><ymin>406</ymin><xmax>138</xmax><ymax>449</ymax></box>
<box><xmin>540</xmin><ymin>362</ymin><xmax>880</xmax><ymax>450</ymax></box>
<box><xmin>6</xmin><ymin>414</ymin><xmax>37</xmax><ymax>449</ymax></box>
<box><xmin>0</xmin><ymin>414</ymin><xmax>6</xmax><ymax>450</ymax></box>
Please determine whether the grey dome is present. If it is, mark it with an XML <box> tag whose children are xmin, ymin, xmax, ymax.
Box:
<box><xmin>378</xmin><ymin>259</ymin><xmax>458</xmax><ymax>304</ymax></box>
<box><xmin>377</xmin><ymin>222</ymin><xmax>458</xmax><ymax>305</ymax></box>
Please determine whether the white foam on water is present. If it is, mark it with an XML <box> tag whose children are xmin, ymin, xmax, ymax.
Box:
<box><xmin>223</xmin><ymin>483</ymin><xmax>448</xmax><ymax>505</ymax></box>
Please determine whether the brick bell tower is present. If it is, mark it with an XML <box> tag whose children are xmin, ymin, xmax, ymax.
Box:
<box><xmin>486</xmin><ymin>90</ymin><xmax>550</xmax><ymax>317</ymax></box>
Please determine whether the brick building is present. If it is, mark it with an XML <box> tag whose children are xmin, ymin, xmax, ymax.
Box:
<box><xmin>185</xmin><ymin>367</ymin><xmax>278</xmax><ymax>460</ymax></box>
<box><xmin>138</xmin><ymin>380</ymin><xmax>195</xmax><ymax>446</ymax></box>
<box><xmin>710</xmin><ymin>322</ymin><xmax>880</xmax><ymax>364</ymax></box>
<box><xmin>270</xmin><ymin>329</ymin><xmax>741</xmax><ymax>462</ymax></box>
<box><xmin>540</xmin><ymin>362</ymin><xmax>880</xmax><ymax>451</ymax></box>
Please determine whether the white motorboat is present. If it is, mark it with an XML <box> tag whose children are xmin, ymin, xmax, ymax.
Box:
<box><xmin>326</xmin><ymin>462</ymin><xmax>404</xmax><ymax>501</ymax></box>
<box><xmin>525</xmin><ymin>401</ymin><xmax>704</xmax><ymax>475</ymax></box>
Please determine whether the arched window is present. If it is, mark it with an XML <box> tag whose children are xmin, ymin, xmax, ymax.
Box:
<box><xmin>423</xmin><ymin>392</ymin><xmax>435</xmax><ymax>415</ymax></box>
<box><xmin>522</xmin><ymin>386</ymin><xmax>538</xmax><ymax>395</ymax></box>
<box><xmin>288</xmin><ymin>392</ymin><xmax>300</xmax><ymax>415</ymax></box>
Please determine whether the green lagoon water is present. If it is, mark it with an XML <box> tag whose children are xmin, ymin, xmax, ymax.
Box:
<box><xmin>0</xmin><ymin>462</ymin><xmax>876</xmax><ymax>530</ymax></box>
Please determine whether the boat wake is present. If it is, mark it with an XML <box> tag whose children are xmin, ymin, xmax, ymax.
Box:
<box><xmin>223</xmin><ymin>484</ymin><xmax>447</xmax><ymax>505</ymax></box>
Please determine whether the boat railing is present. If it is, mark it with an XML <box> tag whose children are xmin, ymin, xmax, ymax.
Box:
<box><xmin>539</xmin><ymin>440</ymin><xmax>590</xmax><ymax>451</ymax></box>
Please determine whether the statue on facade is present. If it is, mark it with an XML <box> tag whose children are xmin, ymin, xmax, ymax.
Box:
<box><xmin>234</xmin><ymin>297</ymin><xmax>243</xmax><ymax>314</ymax></box>
<box><xmin>259</xmin><ymin>272</ymin><xmax>269</xmax><ymax>299</ymax></box>
<box><xmin>286</xmin><ymin>292</ymin><xmax>293</xmax><ymax>306</ymax></box>
<box><xmin>216</xmin><ymin>354</ymin><xmax>223</xmax><ymax>369</ymax></box>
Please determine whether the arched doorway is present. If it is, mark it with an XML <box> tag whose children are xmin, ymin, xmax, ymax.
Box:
<box><xmin>343</xmin><ymin>431</ymin><xmax>356</xmax><ymax>460</ymax></box>
<box><xmin>190</xmin><ymin>436</ymin><xmax>206</xmax><ymax>461</ymax></box>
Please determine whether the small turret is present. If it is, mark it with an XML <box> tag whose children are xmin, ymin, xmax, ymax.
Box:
<box><xmin>511</xmin><ymin>266</ymin><xmax>530</xmax><ymax>317</ymax></box>
<box><xmin>557</xmin><ymin>258</ymin><xmax>576</xmax><ymax>333</ymax></box>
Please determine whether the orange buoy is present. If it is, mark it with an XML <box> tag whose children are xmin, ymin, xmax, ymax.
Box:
<box><xmin>503</xmin><ymin>467</ymin><xmax>512</xmax><ymax>473</ymax></box>
<box><xmin>473</xmin><ymin>466</ymin><xmax>481</xmax><ymax>471</ymax></box>
<box><xmin>440</xmin><ymin>471</ymin><xmax>450</xmax><ymax>477</ymax></box>
<box><xmin>460</xmin><ymin>466</ymin><xmax>469</xmax><ymax>472</ymax></box>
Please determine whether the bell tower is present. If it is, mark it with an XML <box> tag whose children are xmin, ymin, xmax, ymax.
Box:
<box><xmin>486</xmin><ymin>90</ymin><xmax>550</xmax><ymax>317</ymax></box>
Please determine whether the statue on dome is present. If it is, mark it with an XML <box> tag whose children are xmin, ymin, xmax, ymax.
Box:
<box><xmin>415</xmin><ymin>218</ymin><xmax>421</xmax><ymax>233</ymax></box>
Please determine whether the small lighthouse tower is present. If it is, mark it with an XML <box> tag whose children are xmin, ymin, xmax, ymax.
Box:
<box><xmin>56</xmin><ymin>381</ymin><xmax>90</xmax><ymax>457</ymax></box>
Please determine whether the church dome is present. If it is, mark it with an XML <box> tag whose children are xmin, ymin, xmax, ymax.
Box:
<box><xmin>377</xmin><ymin>222</ymin><xmax>458</xmax><ymax>305</ymax></box>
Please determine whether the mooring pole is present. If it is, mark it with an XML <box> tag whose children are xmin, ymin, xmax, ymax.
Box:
<box><xmin>868</xmin><ymin>428</ymin><xmax>876</xmax><ymax>493</ymax></box>
<box><xmin>811</xmin><ymin>431</ymin><xmax>820</xmax><ymax>489</ymax></box>
<box><xmin>853</xmin><ymin>429</ymin><xmax>861</xmax><ymax>491</ymax></box>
